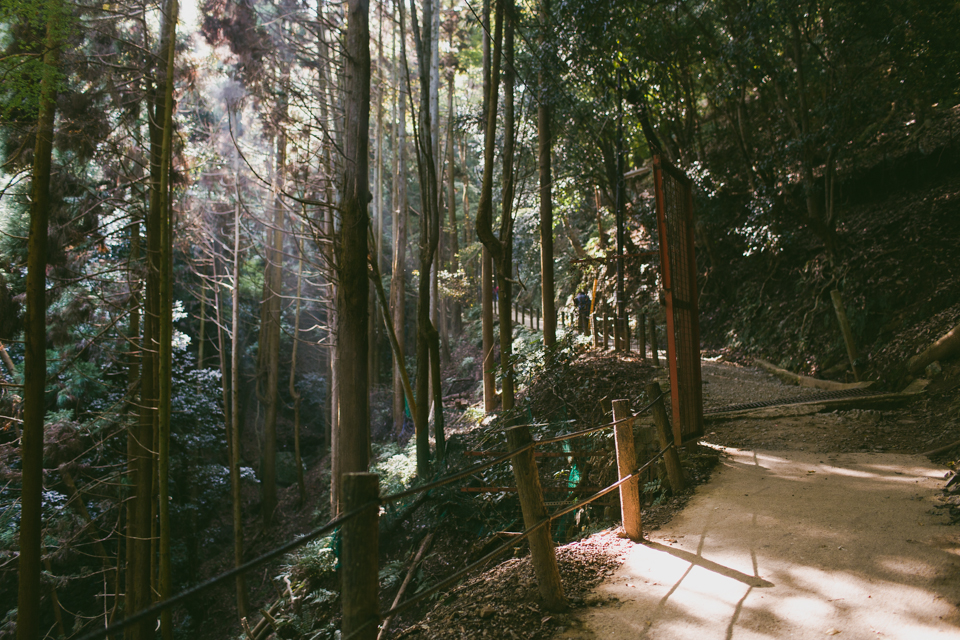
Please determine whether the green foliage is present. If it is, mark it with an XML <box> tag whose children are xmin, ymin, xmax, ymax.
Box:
<box><xmin>288</xmin><ymin>536</ymin><xmax>339</xmax><ymax>581</ymax></box>
<box><xmin>643</xmin><ymin>479</ymin><xmax>667</xmax><ymax>506</ymax></box>
<box><xmin>438</xmin><ymin>267</ymin><xmax>471</xmax><ymax>305</ymax></box>
<box><xmin>378</xmin><ymin>559</ymin><xmax>405</xmax><ymax>591</ymax></box>
<box><xmin>0</xmin><ymin>0</ymin><xmax>62</xmax><ymax>117</ymax></box>
<box><xmin>239</xmin><ymin>255</ymin><xmax>265</xmax><ymax>299</ymax></box>
<box><xmin>371</xmin><ymin>439</ymin><xmax>418</xmax><ymax>496</ymax></box>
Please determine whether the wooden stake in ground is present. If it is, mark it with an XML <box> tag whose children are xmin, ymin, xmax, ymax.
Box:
<box><xmin>645</xmin><ymin>381</ymin><xmax>685</xmax><ymax>493</ymax></box>
<box><xmin>830</xmin><ymin>289</ymin><xmax>859</xmax><ymax>381</ymax></box>
<box><xmin>612</xmin><ymin>400</ymin><xmax>642</xmax><ymax>541</ymax></box>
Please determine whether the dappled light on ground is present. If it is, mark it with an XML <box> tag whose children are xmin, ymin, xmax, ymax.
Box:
<box><xmin>561</xmin><ymin>446</ymin><xmax>960</xmax><ymax>640</ymax></box>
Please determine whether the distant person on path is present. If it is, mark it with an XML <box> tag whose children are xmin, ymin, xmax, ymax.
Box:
<box><xmin>493</xmin><ymin>285</ymin><xmax>499</xmax><ymax>302</ymax></box>
<box><xmin>575</xmin><ymin>290</ymin><xmax>591</xmax><ymax>334</ymax></box>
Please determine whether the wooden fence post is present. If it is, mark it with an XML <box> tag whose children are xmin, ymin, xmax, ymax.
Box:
<box><xmin>342</xmin><ymin>473</ymin><xmax>379</xmax><ymax>640</ymax></box>
<box><xmin>602</xmin><ymin>316</ymin><xmax>609</xmax><ymax>350</ymax></box>
<box><xmin>624</xmin><ymin>316</ymin><xmax>631</xmax><ymax>353</ymax></box>
<box><xmin>612</xmin><ymin>400</ymin><xmax>642</xmax><ymax>541</ymax></box>
<box><xmin>593</xmin><ymin>315</ymin><xmax>600</xmax><ymax>348</ymax></box>
<box><xmin>613</xmin><ymin>313</ymin><xmax>622</xmax><ymax>351</ymax></box>
<box><xmin>506</xmin><ymin>425</ymin><xmax>567</xmax><ymax>611</ymax></box>
<box><xmin>536</xmin><ymin>307</ymin><xmax>540</xmax><ymax>330</ymax></box>
<box><xmin>644</xmin><ymin>382</ymin><xmax>685</xmax><ymax>493</ymax></box>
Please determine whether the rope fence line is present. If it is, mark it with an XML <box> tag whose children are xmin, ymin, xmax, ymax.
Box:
<box><xmin>75</xmin><ymin>386</ymin><xmax>683</xmax><ymax>640</ymax></box>
<box><xmin>73</xmin><ymin>502</ymin><xmax>380</xmax><ymax>640</ymax></box>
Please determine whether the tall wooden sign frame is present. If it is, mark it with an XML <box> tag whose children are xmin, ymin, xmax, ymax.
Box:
<box><xmin>653</xmin><ymin>155</ymin><xmax>704</xmax><ymax>445</ymax></box>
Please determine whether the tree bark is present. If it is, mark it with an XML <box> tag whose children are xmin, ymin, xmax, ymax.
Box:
<box><xmin>538</xmin><ymin>0</ymin><xmax>555</xmax><ymax>347</ymax></box>
<box><xmin>390</xmin><ymin>1</ymin><xmax>408</xmax><ymax>436</ymax></box>
<box><xmin>446</xmin><ymin>49</ymin><xmax>461</xmax><ymax>337</ymax></box>
<box><xmin>476</xmin><ymin>0</ymin><xmax>504</xmax><ymax>412</ymax></box>
<box><xmin>429</xmin><ymin>325</ymin><xmax>445</xmax><ymax>460</ymax></box>
<box><xmin>316</xmin><ymin>0</ymin><xmax>340</xmax><ymax>516</ymax></box>
<box><xmin>129</xmin><ymin>44</ymin><xmax>163</xmax><ymax>640</ymax></box>
<box><xmin>497</xmin><ymin>0</ymin><xmax>516</xmax><ymax>410</ymax></box>
<box><xmin>475</xmin><ymin>0</ymin><xmax>516</xmax><ymax>410</ymax></box>
<box><xmin>229</xmin><ymin>120</ymin><xmax>248</xmax><ymax>620</ymax></box>
<box><xmin>408</xmin><ymin>0</ymin><xmax>442</xmax><ymax>476</ymax></box>
<box><xmin>481</xmin><ymin>248</ymin><xmax>496</xmax><ymax>411</ymax></box>
<box><xmin>370</xmin><ymin>14</ymin><xmax>385</xmax><ymax>392</ymax></box>
<box><xmin>156</xmin><ymin>0</ymin><xmax>178</xmax><ymax>634</ymax></box>
<box><xmin>786</xmin><ymin>19</ymin><xmax>839</xmax><ymax>262</ymax></box>
<box><xmin>124</xmin><ymin>216</ymin><xmax>141</xmax><ymax>623</ymax></box>
<box><xmin>290</xmin><ymin>231</ymin><xmax>305</xmax><ymax>506</ymax></box>
<box><xmin>258</xmin><ymin>129</ymin><xmax>286</xmax><ymax>528</ymax></box>
<box><xmin>336</xmin><ymin>0</ymin><xmax>372</xmax><ymax>491</ymax></box>
<box><xmin>17</xmin><ymin>9</ymin><xmax>59</xmax><ymax>638</ymax></box>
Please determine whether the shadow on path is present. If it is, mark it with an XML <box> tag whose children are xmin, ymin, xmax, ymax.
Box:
<box><xmin>559</xmin><ymin>447</ymin><xmax>960</xmax><ymax>640</ymax></box>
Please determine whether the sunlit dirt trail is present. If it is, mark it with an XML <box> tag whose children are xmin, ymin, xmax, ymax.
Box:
<box><xmin>556</xmin><ymin>445</ymin><xmax>960</xmax><ymax>639</ymax></box>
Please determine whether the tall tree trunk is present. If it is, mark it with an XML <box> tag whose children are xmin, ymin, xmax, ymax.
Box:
<box><xmin>197</xmin><ymin>279</ymin><xmax>206</xmax><ymax>369</ymax></box>
<box><xmin>156</xmin><ymin>0</ymin><xmax>178</xmax><ymax>634</ymax></box>
<box><xmin>336</xmin><ymin>0</ymin><xmax>372</xmax><ymax>493</ymax></box>
<box><xmin>537</xmin><ymin>0</ymin><xmax>555</xmax><ymax>347</ymax></box>
<box><xmin>129</xmin><ymin>72</ymin><xmax>162</xmax><ymax>640</ymax></box>
<box><xmin>481</xmin><ymin>249</ymin><xmax>496</xmax><ymax>411</ymax></box>
<box><xmin>496</xmin><ymin>0</ymin><xmax>516</xmax><ymax>409</ymax></box>
<box><xmin>475</xmin><ymin>0</ymin><xmax>516</xmax><ymax>411</ymax></box>
<box><xmin>446</xmin><ymin>55</ymin><xmax>461</xmax><ymax>337</ymax></box>
<box><xmin>316</xmin><ymin>0</ymin><xmax>340</xmax><ymax>515</ymax></box>
<box><xmin>430</xmin><ymin>0</ymin><xmax>440</xmax><ymax>181</ymax></box>
<box><xmin>479</xmin><ymin>0</ymin><xmax>497</xmax><ymax>414</ymax></box>
<box><xmin>18</xmin><ymin>10</ymin><xmax>59</xmax><ymax>639</ymax></box>
<box><xmin>258</xmin><ymin>129</ymin><xmax>285</xmax><ymax>528</ymax></box>
<box><xmin>227</xmin><ymin>110</ymin><xmax>248</xmax><ymax>621</ymax></box>
<box><xmin>290</xmin><ymin>230</ymin><xmax>306</xmax><ymax>506</ymax></box>
<box><xmin>429</xmin><ymin>326</ymin><xmax>444</xmax><ymax>460</ymax></box>
<box><xmin>408</xmin><ymin>0</ymin><xmax>442</xmax><ymax>477</ymax></box>
<box><xmin>460</xmin><ymin>137</ymin><xmax>470</xmax><ymax>251</ymax></box>
<box><xmin>371</xmin><ymin>8</ymin><xmax>385</xmax><ymax>392</ymax></box>
<box><xmin>326</xmin><ymin>206</ymin><xmax>339</xmax><ymax>513</ymax></box>
<box><xmin>786</xmin><ymin>19</ymin><xmax>839</xmax><ymax>262</ymax></box>
<box><xmin>390</xmin><ymin>2</ymin><xmax>408</xmax><ymax>436</ymax></box>
<box><xmin>124</xmin><ymin>216</ymin><xmax>141</xmax><ymax>624</ymax></box>
<box><xmin>614</xmin><ymin>69</ymin><xmax>625</xmax><ymax>340</ymax></box>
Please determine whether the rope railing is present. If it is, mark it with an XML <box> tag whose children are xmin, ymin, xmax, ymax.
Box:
<box><xmin>73</xmin><ymin>501</ymin><xmax>380</xmax><ymax>640</ymax></box>
<box><xmin>76</xmin><ymin>383</ymin><xmax>683</xmax><ymax>640</ymax></box>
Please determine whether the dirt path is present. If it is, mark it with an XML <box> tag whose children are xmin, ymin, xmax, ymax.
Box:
<box><xmin>556</xmin><ymin>361</ymin><xmax>960</xmax><ymax>640</ymax></box>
